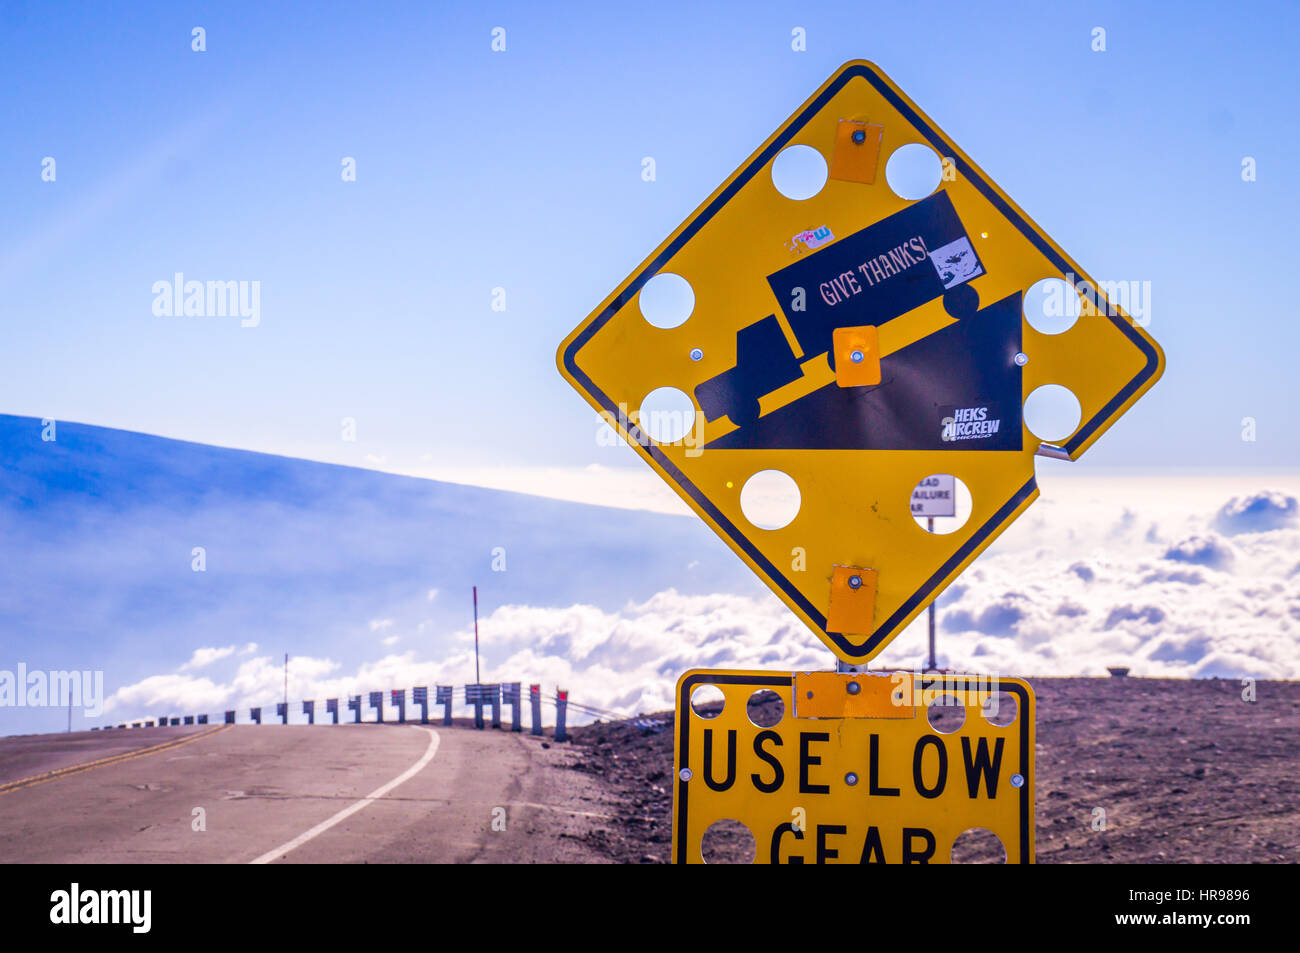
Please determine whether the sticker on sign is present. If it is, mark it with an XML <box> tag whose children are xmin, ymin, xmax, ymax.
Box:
<box><xmin>673</xmin><ymin>669</ymin><xmax>1035</xmax><ymax>864</ymax></box>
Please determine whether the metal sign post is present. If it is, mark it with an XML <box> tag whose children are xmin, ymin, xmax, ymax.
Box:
<box><xmin>472</xmin><ymin>586</ymin><xmax>481</xmax><ymax>685</ymax></box>
<box><xmin>911</xmin><ymin>475</ymin><xmax>955</xmax><ymax>672</ymax></box>
<box><xmin>928</xmin><ymin>517</ymin><xmax>937</xmax><ymax>671</ymax></box>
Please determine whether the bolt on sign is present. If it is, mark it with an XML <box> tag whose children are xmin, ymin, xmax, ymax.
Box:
<box><xmin>673</xmin><ymin>670</ymin><xmax>1034</xmax><ymax>864</ymax></box>
<box><xmin>557</xmin><ymin>61</ymin><xmax>1164</xmax><ymax>664</ymax></box>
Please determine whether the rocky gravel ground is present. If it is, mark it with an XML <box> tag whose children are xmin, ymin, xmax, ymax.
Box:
<box><xmin>564</xmin><ymin>677</ymin><xmax>1300</xmax><ymax>864</ymax></box>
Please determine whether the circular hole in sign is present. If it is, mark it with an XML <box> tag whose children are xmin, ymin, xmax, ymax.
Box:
<box><xmin>926</xmin><ymin>693</ymin><xmax>967</xmax><ymax>734</ymax></box>
<box><xmin>910</xmin><ymin>473</ymin><xmax>972</xmax><ymax>536</ymax></box>
<box><xmin>771</xmin><ymin>144</ymin><xmax>828</xmax><ymax>200</ymax></box>
<box><xmin>885</xmin><ymin>142</ymin><xmax>944</xmax><ymax>200</ymax></box>
<box><xmin>951</xmin><ymin>828</ymin><xmax>1007</xmax><ymax>864</ymax></box>
<box><xmin>637</xmin><ymin>386</ymin><xmax>696</xmax><ymax>444</ymax></box>
<box><xmin>1023</xmin><ymin>277</ymin><xmax>1082</xmax><ymax>335</ymax></box>
<box><xmin>1024</xmin><ymin>384</ymin><xmax>1083</xmax><ymax>443</ymax></box>
<box><xmin>746</xmin><ymin>689</ymin><xmax>784</xmax><ymax>728</ymax></box>
<box><xmin>638</xmin><ymin>272</ymin><xmax>694</xmax><ymax>329</ymax></box>
<box><xmin>982</xmin><ymin>691</ymin><xmax>1018</xmax><ymax>727</ymax></box>
<box><xmin>690</xmin><ymin>683</ymin><xmax>725</xmax><ymax>719</ymax></box>
<box><xmin>739</xmin><ymin>469</ymin><xmax>801</xmax><ymax>530</ymax></box>
<box><xmin>700</xmin><ymin>818</ymin><xmax>757</xmax><ymax>864</ymax></box>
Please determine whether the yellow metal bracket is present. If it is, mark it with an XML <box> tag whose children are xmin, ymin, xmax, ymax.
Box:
<box><xmin>830</xmin><ymin>119</ymin><xmax>884</xmax><ymax>184</ymax></box>
<box><xmin>793</xmin><ymin>670</ymin><xmax>913</xmax><ymax>718</ymax></box>
<box><xmin>832</xmin><ymin>325</ymin><xmax>881</xmax><ymax>387</ymax></box>
<box><xmin>826</xmin><ymin>564</ymin><xmax>877</xmax><ymax>635</ymax></box>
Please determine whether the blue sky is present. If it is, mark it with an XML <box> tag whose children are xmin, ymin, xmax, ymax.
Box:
<box><xmin>1</xmin><ymin>0</ymin><xmax>1297</xmax><ymax>483</ymax></box>
<box><xmin>3</xmin><ymin>2</ymin><xmax>1300</xmax><ymax>735</ymax></box>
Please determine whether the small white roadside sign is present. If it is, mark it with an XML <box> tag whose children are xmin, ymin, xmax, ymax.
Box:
<box><xmin>911</xmin><ymin>474</ymin><xmax>956</xmax><ymax>518</ymax></box>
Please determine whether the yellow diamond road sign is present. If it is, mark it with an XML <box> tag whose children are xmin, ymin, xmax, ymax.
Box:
<box><xmin>673</xmin><ymin>670</ymin><xmax>1035</xmax><ymax>864</ymax></box>
<box><xmin>558</xmin><ymin>61</ymin><xmax>1164</xmax><ymax>664</ymax></box>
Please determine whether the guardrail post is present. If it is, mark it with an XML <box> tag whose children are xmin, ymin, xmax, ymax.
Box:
<box><xmin>555</xmin><ymin>689</ymin><xmax>568</xmax><ymax>742</ymax></box>
<box><xmin>224</xmin><ymin>710</ymin><xmax>235</xmax><ymax>725</ymax></box>
<box><xmin>251</xmin><ymin>707</ymin><xmax>262</xmax><ymax>725</ymax></box>
<box><xmin>276</xmin><ymin>702</ymin><xmax>288</xmax><ymax>724</ymax></box>
<box><xmin>369</xmin><ymin>691</ymin><xmax>384</xmax><ymax>723</ymax></box>
<box><xmin>487</xmin><ymin>683</ymin><xmax>502</xmax><ymax>729</ymax></box>
<box><xmin>391</xmin><ymin>689</ymin><xmax>406</xmax><ymax>723</ymax></box>
<box><xmin>501</xmin><ymin>682</ymin><xmax>521</xmax><ymax>732</ymax></box>
<box><xmin>466</xmin><ymin>684</ymin><xmax>484</xmax><ymax>729</ymax></box>
<box><xmin>530</xmin><ymin>684</ymin><xmax>543</xmax><ymax>736</ymax></box>
<box><xmin>436</xmin><ymin>685</ymin><xmax>453</xmax><ymax>725</ymax></box>
<box><xmin>348</xmin><ymin>695</ymin><xmax>362</xmax><ymax>723</ymax></box>
<box><xmin>326</xmin><ymin>698</ymin><xmax>339</xmax><ymax>724</ymax></box>
<box><xmin>413</xmin><ymin>687</ymin><xmax>429</xmax><ymax>723</ymax></box>
<box><xmin>303</xmin><ymin>700</ymin><xmax>315</xmax><ymax>725</ymax></box>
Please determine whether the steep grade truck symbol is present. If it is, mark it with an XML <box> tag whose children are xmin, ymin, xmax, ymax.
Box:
<box><xmin>694</xmin><ymin>189</ymin><xmax>984</xmax><ymax>430</ymax></box>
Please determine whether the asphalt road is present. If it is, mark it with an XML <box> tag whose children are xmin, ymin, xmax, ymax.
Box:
<box><xmin>0</xmin><ymin>724</ymin><xmax>609</xmax><ymax>863</ymax></box>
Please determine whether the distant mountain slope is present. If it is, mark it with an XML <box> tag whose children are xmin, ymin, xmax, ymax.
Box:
<box><xmin>4</xmin><ymin>415</ymin><xmax>1298</xmax><ymax>738</ymax></box>
<box><xmin>0</xmin><ymin>415</ymin><xmax>760</xmax><ymax>705</ymax></box>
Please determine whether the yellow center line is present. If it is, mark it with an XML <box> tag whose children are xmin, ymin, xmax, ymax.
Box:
<box><xmin>0</xmin><ymin>724</ymin><xmax>232</xmax><ymax>796</ymax></box>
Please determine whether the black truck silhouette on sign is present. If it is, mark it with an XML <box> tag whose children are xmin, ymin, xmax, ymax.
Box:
<box><xmin>694</xmin><ymin>188</ymin><xmax>984</xmax><ymax>429</ymax></box>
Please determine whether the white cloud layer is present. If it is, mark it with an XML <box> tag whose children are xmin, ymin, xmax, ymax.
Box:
<box><xmin>103</xmin><ymin>475</ymin><xmax>1300</xmax><ymax>724</ymax></box>
<box><xmin>178</xmin><ymin>645</ymin><xmax>237</xmax><ymax>671</ymax></box>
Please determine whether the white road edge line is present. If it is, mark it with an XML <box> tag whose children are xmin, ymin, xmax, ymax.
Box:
<box><xmin>248</xmin><ymin>726</ymin><xmax>440</xmax><ymax>865</ymax></box>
